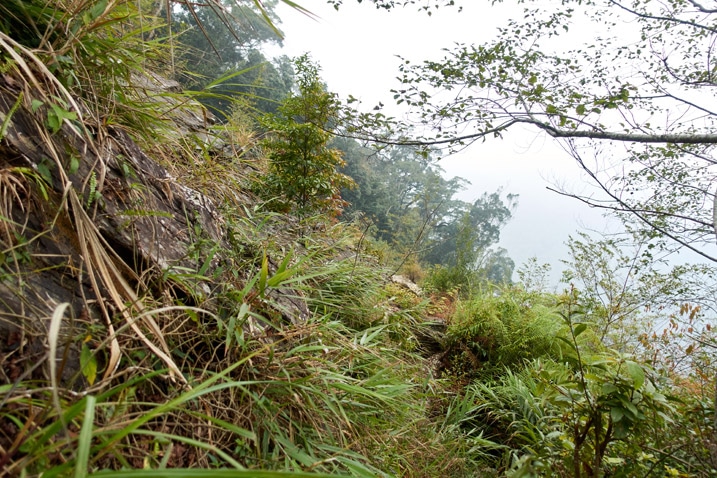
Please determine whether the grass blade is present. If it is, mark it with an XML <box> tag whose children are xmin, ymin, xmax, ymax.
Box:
<box><xmin>90</xmin><ymin>470</ymin><xmax>346</xmax><ymax>477</ymax></box>
<box><xmin>75</xmin><ymin>395</ymin><xmax>97</xmax><ymax>478</ymax></box>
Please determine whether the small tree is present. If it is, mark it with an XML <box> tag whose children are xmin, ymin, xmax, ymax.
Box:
<box><xmin>259</xmin><ymin>55</ymin><xmax>354</xmax><ymax>217</ymax></box>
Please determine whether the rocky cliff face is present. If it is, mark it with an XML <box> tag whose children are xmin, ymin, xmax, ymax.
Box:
<box><xmin>0</xmin><ymin>71</ymin><xmax>305</xmax><ymax>387</ymax></box>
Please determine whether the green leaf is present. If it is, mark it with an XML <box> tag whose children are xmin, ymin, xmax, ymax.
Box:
<box><xmin>576</xmin><ymin>103</ymin><xmax>586</xmax><ymax>115</ymax></box>
<box><xmin>226</xmin><ymin>302</ymin><xmax>250</xmax><ymax>352</ymax></box>
<box><xmin>258</xmin><ymin>253</ymin><xmax>268</xmax><ymax>298</ymax></box>
<box><xmin>601</xmin><ymin>383</ymin><xmax>618</xmax><ymax>395</ymax></box>
<box><xmin>31</xmin><ymin>99</ymin><xmax>44</xmax><ymax>113</ymax></box>
<box><xmin>276</xmin><ymin>250</ymin><xmax>293</xmax><ymax>275</ymax></box>
<box><xmin>573</xmin><ymin>323</ymin><xmax>587</xmax><ymax>337</ymax></box>
<box><xmin>619</xmin><ymin>396</ymin><xmax>639</xmax><ymax>419</ymax></box>
<box><xmin>342</xmin><ymin>458</ymin><xmax>379</xmax><ymax>478</ymax></box>
<box><xmin>267</xmin><ymin>252</ymin><xmax>301</xmax><ymax>288</ymax></box>
<box><xmin>80</xmin><ymin>343</ymin><xmax>98</xmax><ymax>385</ymax></box>
<box><xmin>90</xmin><ymin>471</ymin><xmax>341</xmax><ymax>478</ymax></box>
<box><xmin>546</xmin><ymin>104</ymin><xmax>558</xmax><ymax>114</ymax></box>
<box><xmin>47</xmin><ymin>102</ymin><xmax>77</xmax><ymax>134</ymax></box>
<box><xmin>87</xmin><ymin>0</ymin><xmax>109</xmax><ymax>23</ymax></box>
<box><xmin>75</xmin><ymin>395</ymin><xmax>96</xmax><ymax>478</ymax></box>
<box><xmin>613</xmin><ymin>419</ymin><xmax>631</xmax><ymax>439</ymax></box>
<box><xmin>556</xmin><ymin>335</ymin><xmax>577</xmax><ymax>352</ymax></box>
<box><xmin>610</xmin><ymin>406</ymin><xmax>624</xmax><ymax>423</ymax></box>
<box><xmin>275</xmin><ymin>435</ymin><xmax>315</xmax><ymax>467</ymax></box>
<box><xmin>198</xmin><ymin>245</ymin><xmax>217</xmax><ymax>276</ymax></box>
<box><xmin>68</xmin><ymin>155</ymin><xmax>80</xmax><ymax>175</ymax></box>
<box><xmin>625</xmin><ymin>361</ymin><xmax>645</xmax><ymax>389</ymax></box>
<box><xmin>0</xmin><ymin>91</ymin><xmax>23</xmax><ymax>141</ymax></box>
<box><xmin>37</xmin><ymin>159</ymin><xmax>53</xmax><ymax>185</ymax></box>
<box><xmin>46</xmin><ymin>109</ymin><xmax>60</xmax><ymax>133</ymax></box>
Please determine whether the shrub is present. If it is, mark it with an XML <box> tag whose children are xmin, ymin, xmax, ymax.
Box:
<box><xmin>258</xmin><ymin>55</ymin><xmax>355</xmax><ymax>217</ymax></box>
<box><xmin>442</xmin><ymin>289</ymin><xmax>562</xmax><ymax>378</ymax></box>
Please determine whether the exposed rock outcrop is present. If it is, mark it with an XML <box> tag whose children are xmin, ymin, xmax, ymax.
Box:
<box><xmin>0</xmin><ymin>71</ymin><xmax>306</xmax><ymax>386</ymax></box>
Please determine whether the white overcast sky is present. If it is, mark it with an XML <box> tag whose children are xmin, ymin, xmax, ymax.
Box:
<box><xmin>269</xmin><ymin>1</ymin><xmax>616</xmax><ymax>284</ymax></box>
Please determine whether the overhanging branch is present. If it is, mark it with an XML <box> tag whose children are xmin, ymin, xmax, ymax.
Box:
<box><xmin>341</xmin><ymin>117</ymin><xmax>717</xmax><ymax>147</ymax></box>
<box><xmin>537</xmin><ymin>122</ymin><xmax>717</xmax><ymax>144</ymax></box>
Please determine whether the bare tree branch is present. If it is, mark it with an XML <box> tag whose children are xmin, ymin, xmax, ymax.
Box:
<box><xmin>687</xmin><ymin>0</ymin><xmax>717</xmax><ymax>14</ymax></box>
<box><xmin>342</xmin><ymin>117</ymin><xmax>717</xmax><ymax>148</ymax></box>
<box><xmin>608</xmin><ymin>0</ymin><xmax>717</xmax><ymax>34</ymax></box>
<box><xmin>555</xmin><ymin>144</ymin><xmax>717</xmax><ymax>263</ymax></box>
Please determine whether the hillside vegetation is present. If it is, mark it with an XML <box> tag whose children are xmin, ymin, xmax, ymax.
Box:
<box><xmin>0</xmin><ymin>0</ymin><xmax>715</xmax><ymax>477</ymax></box>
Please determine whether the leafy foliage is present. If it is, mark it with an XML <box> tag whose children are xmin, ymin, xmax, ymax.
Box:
<box><xmin>258</xmin><ymin>55</ymin><xmax>355</xmax><ymax>217</ymax></box>
<box><xmin>338</xmin><ymin>0</ymin><xmax>717</xmax><ymax>263</ymax></box>
<box><xmin>172</xmin><ymin>0</ymin><xmax>294</xmax><ymax>117</ymax></box>
<box><xmin>2</xmin><ymin>0</ymin><xmax>717</xmax><ymax>477</ymax></box>
<box><xmin>442</xmin><ymin>288</ymin><xmax>563</xmax><ymax>378</ymax></box>
<box><xmin>562</xmin><ymin>232</ymin><xmax>717</xmax><ymax>356</ymax></box>
<box><xmin>451</xmin><ymin>289</ymin><xmax>705</xmax><ymax>477</ymax></box>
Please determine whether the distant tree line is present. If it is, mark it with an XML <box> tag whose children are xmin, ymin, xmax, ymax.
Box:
<box><xmin>336</xmin><ymin>138</ymin><xmax>518</xmax><ymax>287</ymax></box>
<box><xmin>175</xmin><ymin>0</ymin><xmax>519</xmax><ymax>288</ymax></box>
<box><xmin>171</xmin><ymin>0</ymin><xmax>294</xmax><ymax>118</ymax></box>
